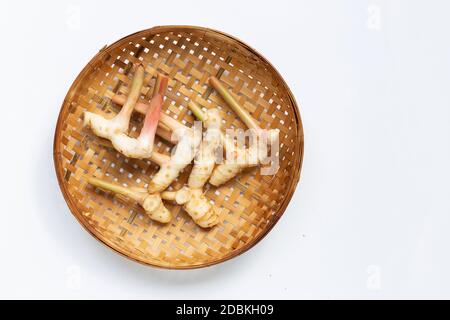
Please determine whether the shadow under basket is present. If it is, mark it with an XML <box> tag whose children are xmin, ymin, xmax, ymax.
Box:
<box><xmin>53</xmin><ymin>25</ymin><xmax>304</xmax><ymax>269</ymax></box>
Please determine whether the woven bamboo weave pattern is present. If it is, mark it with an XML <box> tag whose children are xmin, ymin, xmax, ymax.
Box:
<box><xmin>54</xmin><ymin>26</ymin><xmax>304</xmax><ymax>269</ymax></box>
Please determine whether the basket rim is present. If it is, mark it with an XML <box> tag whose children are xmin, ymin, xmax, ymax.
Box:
<box><xmin>53</xmin><ymin>25</ymin><xmax>304</xmax><ymax>269</ymax></box>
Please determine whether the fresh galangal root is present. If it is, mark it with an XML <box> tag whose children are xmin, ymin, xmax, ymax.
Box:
<box><xmin>147</xmin><ymin>128</ymin><xmax>201</xmax><ymax>193</ymax></box>
<box><xmin>208</xmin><ymin>76</ymin><xmax>279</xmax><ymax>186</ymax></box>
<box><xmin>85</xmin><ymin>67</ymin><xmax>169</xmax><ymax>160</ymax></box>
<box><xmin>84</xmin><ymin>74</ymin><xmax>282</xmax><ymax>228</ymax></box>
<box><xmin>111</xmin><ymin>74</ymin><xmax>200</xmax><ymax>194</ymax></box>
<box><xmin>111</xmin><ymin>75</ymin><xmax>168</xmax><ymax>158</ymax></box>
<box><xmin>161</xmin><ymin>187</ymin><xmax>219</xmax><ymax>228</ymax></box>
<box><xmin>188</xmin><ymin>103</ymin><xmax>223</xmax><ymax>189</ymax></box>
<box><xmin>187</xmin><ymin>97</ymin><xmax>259</xmax><ymax>186</ymax></box>
<box><xmin>84</xmin><ymin>64</ymin><xmax>145</xmax><ymax>140</ymax></box>
<box><xmin>87</xmin><ymin>176</ymin><xmax>218</xmax><ymax>228</ymax></box>
<box><xmin>208</xmin><ymin>142</ymin><xmax>259</xmax><ymax>186</ymax></box>
<box><xmin>146</xmin><ymin>86</ymin><xmax>201</xmax><ymax>193</ymax></box>
<box><xmin>87</xmin><ymin>177</ymin><xmax>171</xmax><ymax>223</ymax></box>
<box><xmin>109</xmin><ymin>97</ymin><xmax>221</xmax><ymax>228</ymax></box>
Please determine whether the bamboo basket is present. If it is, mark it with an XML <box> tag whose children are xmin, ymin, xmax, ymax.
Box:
<box><xmin>53</xmin><ymin>26</ymin><xmax>304</xmax><ymax>269</ymax></box>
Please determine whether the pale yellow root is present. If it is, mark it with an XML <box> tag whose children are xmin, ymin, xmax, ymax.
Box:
<box><xmin>209</xmin><ymin>137</ymin><xmax>259</xmax><ymax>186</ymax></box>
<box><xmin>188</xmin><ymin>159</ymin><xmax>216</xmax><ymax>189</ymax></box>
<box><xmin>147</xmin><ymin>162</ymin><xmax>184</xmax><ymax>193</ymax></box>
<box><xmin>148</xmin><ymin>130</ymin><xmax>201</xmax><ymax>193</ymax></box>
<box><xmin>188</xmin><ymin>108</ymin><xmax>222</xmax><ymax>189</ymax></box>
<box><xmin>208</xmin><ymin>76</ymin><xmax>280</xmax><ymax>184</ymax></box>
<box><xmin>187</xmin><ymin>103</ymin><xmax>262</xmax><ymax>187</ymax></box>
<box><xmin>208</xmin><ymin>162</ymin><xmax>244</xmax><ymax>186</ymax></box>
<box><xmin>141</xmin><ymin>194</ymin><xmax>172</xmax><ymax>223</ymax></box>
<box><xmin>161</xmin><ymin>187</ymin><xmax>219</xmax><ymax>228</ymax></box>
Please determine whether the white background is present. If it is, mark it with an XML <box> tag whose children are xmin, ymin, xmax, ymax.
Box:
<box><xmin>0</xmin><ymin>0</ymin><xmax>449</xmax><ymax>299</ymax></box>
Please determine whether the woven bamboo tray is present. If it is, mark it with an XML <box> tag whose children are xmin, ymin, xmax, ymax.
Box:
<box><xmin>53</xmin><ymin>26</ymin><xmax>304</xmax><ymax>269</ymax></box>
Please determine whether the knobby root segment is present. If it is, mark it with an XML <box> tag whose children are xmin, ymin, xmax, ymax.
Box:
<box><xmin>207</xmin><ymin>77</ymin><xmax>280</xmax><ymax>185</ymax></box>
<box><xmin>210</xmin><ymin>130</ymin><xmax>266</xmax><ymax>185</ymax></box>
<box><xmin>208</xmin><ymin>144</ymin><xmax>259</xmax><ymax>186</ymax></box>
<box><xmin>87</xmin><ymin>176</ymin><xmax>171</xmax><ymax>223</ymax></box>
<box><xmin>209</xmin><ymin>162</ymin><xmax>243</xmax><ymax>187</ymax></box>
<box><xmin>87</xmin><ymin>176</ymin><xmax>217</xmax><ymax>227</ymax></box>
<box><xmin>188</xmin><ymin>105</ymin><xmax>223</xmax><ymax>189</ymax></box>
<box><xmin>187</xmin><ymin>101</ymin><xmax>257</xmax><ymax>187</ymax></box>
<box><xmin>147</xmin><ymin>129</ymin><xmax>201</xmax><ymax>193</ymax></box>
<box><xmin>161</xmin><ymin>187</ymin><xmax>219</xmax><ymax>228</ymax></box>
<box><xmin>143</xmin><ymin>91</ymin><xmax>202</xmax><ymax>193</ymax></box>
<box><xmin>89</xmin><ymin>134</ymin><xmax>170</xmax><ymax>167</ymax></box>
